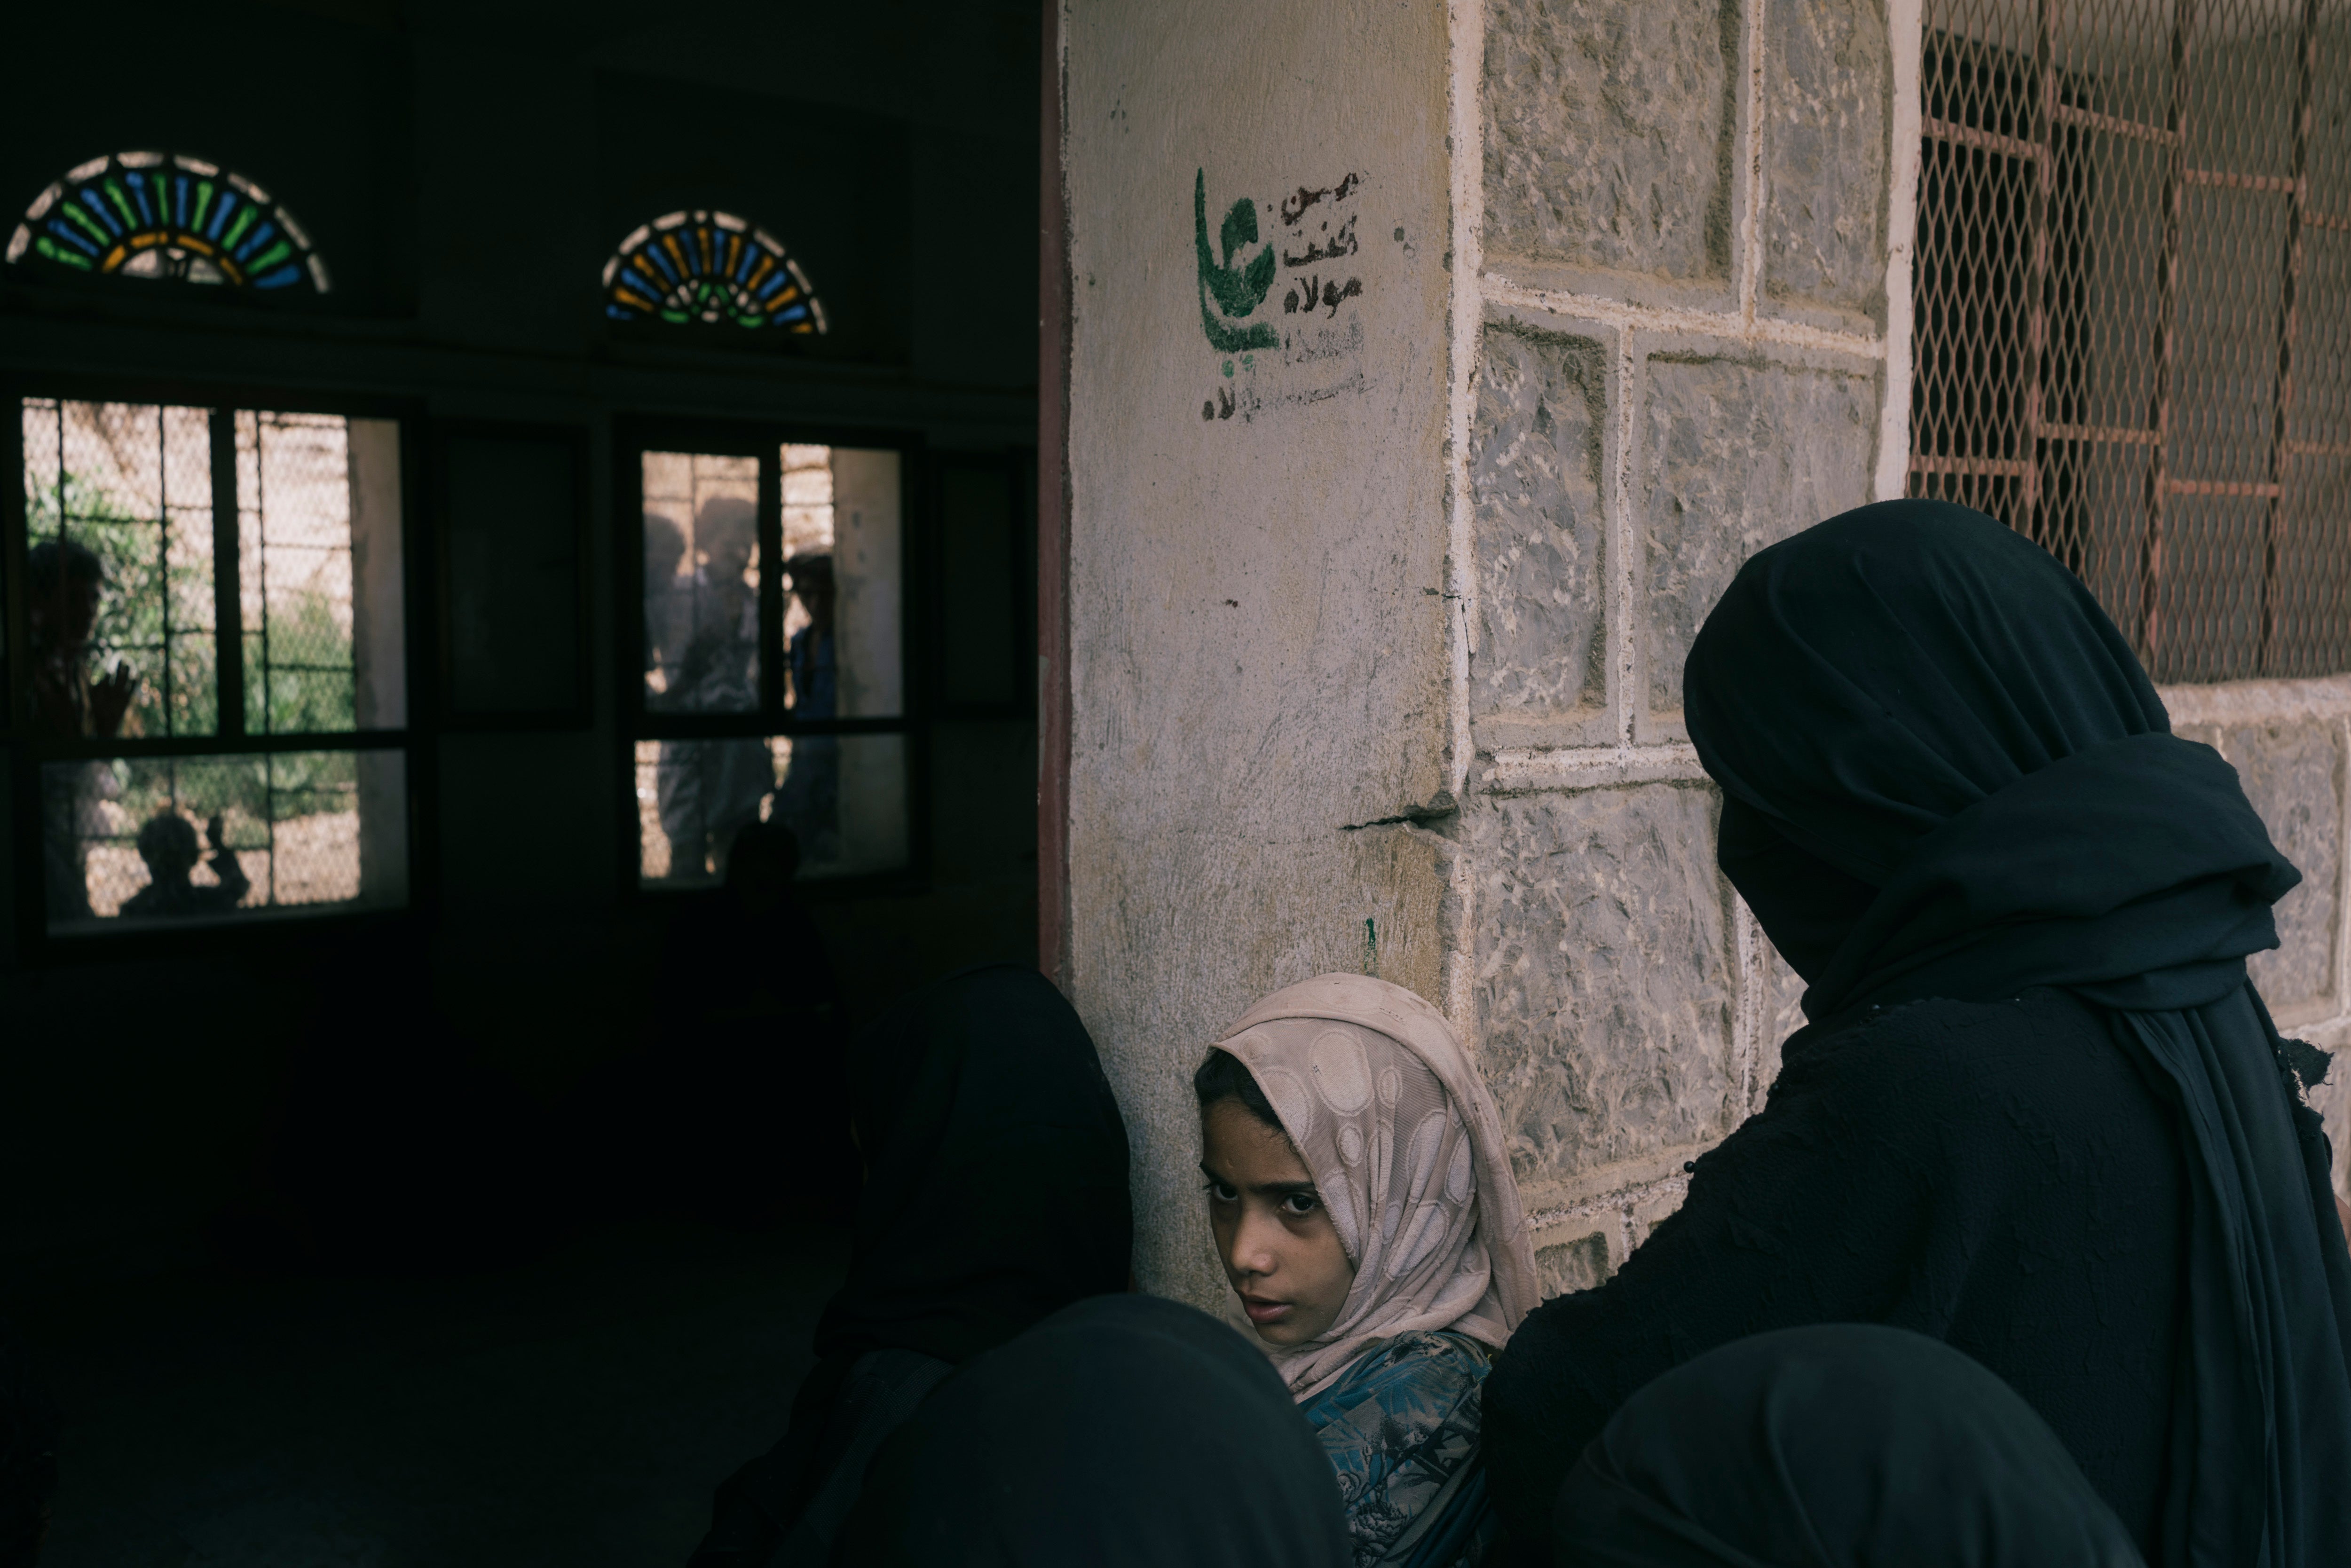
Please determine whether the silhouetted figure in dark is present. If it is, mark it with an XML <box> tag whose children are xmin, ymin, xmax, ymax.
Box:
<box><xmin>25</xmin><ymin>539</ymin><xmax>134</xmax><ymax>742</ymax></box>
<box><xmin>1552</xmin><ymin>1326</ymin><xmax>2143</xmax><ymax>1567</ymax></box>
<box><xmin>773</xmin><ymin>552</ymin><xmax>840</xmax><ymax>866</ymax></box>
<box><xmin>686</xmin><ymin>965</ymin><xmax>1131</xmax><ymax>1568</ymax></box>
<box><xmin>569</xmin><ymin>815</ymin><xmax>849</xmax><ymax>1229</ymax></box>
<box><xmin>28</xmin><ymin>540</ymin><xmax>136</xmax><ymax>924</ymax></box>
<box><xmin>657</xmin><ymin>499</ymin><xmax>773</xmax><ymax>880</ymax></box>
<box><xmin>644</xmin><ymin>510</ymin><xmax>692</xmax><ymax>708</ymax></box>
<box><xmin>0</xmin><ymin>1320</ymin><xmax>59</xmax><ymax>1568</ymax></box>
<box><xmin>834</xmin><ymin>1296</ymin><xmax>1350</xmax><ymax>1568</ymax></box>
<box><xmin>691</xmin><ymin>815</ymin><xmax>838</xmax><ymax>1036</ymax></box>
<box><xmin>118</xmin><ymin>812</ymin><xmax>250</xmax><ymax>919</ymax></box>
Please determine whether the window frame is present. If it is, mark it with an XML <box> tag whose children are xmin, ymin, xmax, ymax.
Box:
<box><xmin>929</xmin><ymin>447</ymin><xmax>1036</xmax><ymax>723</ymax></box>
<box><xmin>2</xmin><ymin>372</ymin><xmax>432</xmax><ymax>958</ymax></box>
<box><xmin>613</xmin><ymin>414</ymin><xmax>930</xmax><ymax>901</ymax></box>
<box><xmin>428</xmin><ymin>418</ymin><xmax>594</xmax><ymax>732</ymax></box>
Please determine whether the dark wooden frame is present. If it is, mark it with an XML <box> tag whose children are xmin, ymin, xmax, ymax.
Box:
<box><xmin>429</xmin><ymin>418</ymin><xmax>594</xmax><ymax>731</ymax></box>
<box><xmin>611</xmin><ymin>414</ymin><xmax>930</xmax><ymax>902</ymax></box>
<box><xmin>1</xmin><ymin>373</ymin><xmax>434</xmax><ymax>961</ymax></box>
<box><xmin>931</xmin><ymin>446</ymin><xmax>1035</xmax><ymax>722</ymax></box>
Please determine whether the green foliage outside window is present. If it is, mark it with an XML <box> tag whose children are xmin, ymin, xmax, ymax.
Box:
<box><xmin>26</xmin><ymin>468</ymin><xmax>355</xmax><ymax>745</ymax></box>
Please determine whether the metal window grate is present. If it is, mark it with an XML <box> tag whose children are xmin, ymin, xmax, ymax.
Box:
<box><xmin>1911</xmin><ymin>0</ymin><xmax>2351</xmax><ymax>681</ymax></box>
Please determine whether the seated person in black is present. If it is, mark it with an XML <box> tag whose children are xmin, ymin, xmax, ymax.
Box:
<box><xmin>1554</xmin><ymin>1325</ymin><xmax>2143</xmax><ymax>1568</ymax></box>
<box><xmin>0</xmin><ymin>1318</ymin><xmax>59</xmax><ymax>1568</ymax></box>
<box><xmin>1483</xmin><ymin>501</ymin><xmax>2351</xmax><ymax>1568</ymax></box>
<box><xmin>835</xmin><ymin>1294</ymin><xmax>1351</xmax><ymax>1568</ymax></box>
<box><xmin>685</xmin><ymin>964</ymin><xmax>1131</xmax><ymax>1567</ymax></box>
<box><xmin>118</xmin><ymin>812</ymin><xmax>249</xmax><ymax>919</ymax></box>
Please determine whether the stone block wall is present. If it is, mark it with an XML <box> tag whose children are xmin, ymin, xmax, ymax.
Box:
<box><xmin>1448</xmin><ymin>0</ymin><xmax>1896</xmax><ymax>1278</ymax></box>
<box><xmin>2165</xmin><ymin>678</ymin><xmax>2351</xmax><ymax>1199</ymax></box>
<box><xmin>1060</xmin><ymin>0</ymin><xmax>2350</xmax><ymax>1312</ymax></box>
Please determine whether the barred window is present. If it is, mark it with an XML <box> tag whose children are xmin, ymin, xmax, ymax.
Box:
<box><xmin>1909</xmin><ymin>0</ymin><xmax>2351</xmax><ymax>681</ymax></box>
<box><xmin>10</xmin><ymin>397</ymin><xmax>409</xmax><ymax>933</ymax></box>
<box><xmin>627</xmin><ymin>431</ymin><xmax>907</xmax><ymax>887</ymax></box>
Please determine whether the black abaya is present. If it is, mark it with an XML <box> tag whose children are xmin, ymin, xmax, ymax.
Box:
<box><xmin>831</xmin><ymin>1293</ymin><xmax>1351</xmax><ymax>1568</ymax></box>
<box><xmin>686</xmin><ymin>963</ymin><xmax>1132</xmax><ymax>1566</ymax></box>
<box><xmin>1483</xmin><ymin>501</ymin><xmax>2351</xmax><ymax>1568</ymax></box>
<box><xmin>1554</xmin><ymin>1324</ymin><xmax>2145</xmax><ymax>1567</ymax></box>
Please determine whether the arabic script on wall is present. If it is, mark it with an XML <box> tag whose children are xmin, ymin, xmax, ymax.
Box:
<box><xmin>1195</xmin><ymin>167</ymin><xmax>1394</xmax><ymax>425</ymax></box>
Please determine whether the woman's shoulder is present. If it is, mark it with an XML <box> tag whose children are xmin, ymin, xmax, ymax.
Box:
<box><xmin>1783</xmin><ymin>988</ymin><xmax>2113</xmax><ymax>1094</ymax></box>
<box><xmin>1803</xmin><ymin>985</ymin><xmax>2103</xmax><ymax>1048</ymax></box>
<box><xmin>1755</xmin><ymin>986</ymin><xmax>2158</xmax><ymax>1159</ymax></box>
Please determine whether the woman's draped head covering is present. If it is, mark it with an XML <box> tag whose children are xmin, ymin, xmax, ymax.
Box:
<box><xmin>1685</xmin><ymin>498</ymin><xmax>2288</xmax><ymax>1011</ymax></box>
<box><xmin>817</xmin><ymin>962</ymin><xmax>1132</xmax><ymax>1365</ymax></box>
<box><xmin>1555</xmin><ymin>1324</ymin><xmax>2146</xmax><ymax>1567</ymax></box>
<box><xmin>1207</xmin><ymin>974</ymin><xmax>1539</xmax><ymax>1399</ymax></box>
<box><xmin>1683</xmin><ymin>500</ymin><xmax>2351</xmax><ymax>1568</ymax></box>
<box><xmin>833</xmin><ymin>1293</ymin><xmax>1352</xmax><ymax>1568</ymax></box>
<box><xmin>691</xmin><ymin>966</ymin><xmax>1129</xmax><ymax>1564</ymax></box>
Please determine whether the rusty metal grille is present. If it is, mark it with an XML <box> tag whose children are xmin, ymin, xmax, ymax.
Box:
<box><xmin>1911</xmin><ymin>0</ymin><xmax>2351</xmax><ymax>681</ymax></box>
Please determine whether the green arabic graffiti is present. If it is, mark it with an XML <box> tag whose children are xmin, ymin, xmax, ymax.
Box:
<box><xmin>1195</xmin><ymin>169</ymin><xmax>1279</xmax><ymax>353</ymax></box>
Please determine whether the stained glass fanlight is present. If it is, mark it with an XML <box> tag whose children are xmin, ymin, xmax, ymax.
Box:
<box><xmin>601</xmin><ymin>210</ymin><xmax>826</xmax><ymax>331</ymax></box>
<box><xmin>4</xmin><ymin>151</ymin><xmax>329</xmax><ymax>292</ymax></box>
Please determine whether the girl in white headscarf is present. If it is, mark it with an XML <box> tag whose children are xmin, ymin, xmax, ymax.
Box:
<box><xmin>1195</xmin><ymin>974</ymin><xmax>1539</xmax><ymax>1568</ymax></box>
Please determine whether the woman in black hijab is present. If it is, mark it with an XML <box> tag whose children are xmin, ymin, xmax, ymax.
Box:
<box><xmin>832</xmin><ymin>1293</ymin><xmax>1352</xmax><ymax>1567</ymax></box>
<box><xmin>686</xmin><ymin>963</ymin><xmax>1132</xmax><ymax>1566</ymax></box>
<box><xmin>1556</xmin><ymin>1324</ymin><xmax>2145</xmax><ymax>1567</ymax></box>
<box><xmin>1483</xmin><ymin>501</ymin><xmax>2351</xmax><ymax>1567</ymax></box>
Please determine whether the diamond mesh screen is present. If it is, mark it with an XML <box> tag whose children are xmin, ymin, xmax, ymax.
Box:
<box><xmin>1912</xmin><ymin>0</ymin><xmax>2351</xmax><ymax>681</ymax></box>
<box><xmin>43</xmin><ymin>750</ymin><xmax>404</xmax><ymax>924</ymax></box>
<box><xmin>21</xmin><ymin>399</ymin><xmax>218</xmax><ymax>737</ymax></box>
<box><xmin>238</xmin><ymin>411</ymin><xmax>356</xmax><ymax>733</ymax></box>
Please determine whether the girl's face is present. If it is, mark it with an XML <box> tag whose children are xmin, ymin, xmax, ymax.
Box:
<box><xmin>1200</xmin><ymin>1098</ymin><xmax>1355</xmax><ymax>1347</ymax></box>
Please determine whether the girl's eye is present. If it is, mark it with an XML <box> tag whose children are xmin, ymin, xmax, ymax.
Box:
<box><xmin>1279</xmin><ymin>1192</ymin><xmax>1320</xmax><ymax>1217</ymax></box>
<box><xmin>1205</xmin><ymin>1181</ymin><xmax>1240</xmax><ymax>1204</ymax></box>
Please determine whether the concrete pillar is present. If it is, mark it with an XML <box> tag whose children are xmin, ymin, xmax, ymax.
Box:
<box><xmin>1059</xmin><ymin>0</ymin><xmax>1457</xmax><ymax>1303</ymax></box>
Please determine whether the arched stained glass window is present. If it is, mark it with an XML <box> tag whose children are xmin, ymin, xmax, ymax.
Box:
<box><xmin>601</xmin><ymin>210</ymin><xmax>826</xmax><ymax>332</ymax></box>
<box><xmin>4</xmin><ymin>151</ymin><xmax>329</xmax><ymax>292</ymax></box>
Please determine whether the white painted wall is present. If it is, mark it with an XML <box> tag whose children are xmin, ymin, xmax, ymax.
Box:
<box><xmin>1061</xmin><ymin>0</ymin><xmax>1457</xmax><ymax>1302</ymax></box>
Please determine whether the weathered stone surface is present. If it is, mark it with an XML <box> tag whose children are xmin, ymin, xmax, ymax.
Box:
<box><xmin>1755</xmin><ymin>924</ymin><xmax>1807</xmax><ymax>1107</ymax></box>
<box><xmin>1475</xmin><ymin>782</ymin><xmax>1738</xmax><ymax>1187</ymax></box>
<box><xmin>1473</xmin><ymin>325</ymin><xmax>1609</xmax><ymax>720</ymax></box>
<box><xmin>1535</xmin><ymin>1227</ymin><xmax>1614</xmax><ymax>1297</ymax></box>
<box><xmin>2229</xmin><ymin>721</ymin><xmax>2343</xmax><ymax>1010</ymax></box>
<box><xmin>1628</xmin><ymin>1182</ymin><xmax>1687</xmax><ymax>1248</ymax></box>
<box><xmin>1761</xmin><ymin>0</ymin><xmax>1889</xmax><ymax>317</ymax></box>
<box><xmin>1641</xmin><ymin>357</ymin><xmax>1877</xmax><ymax>726</ymax></box>
<box><xmin>2302</xmin><ymin>1022</ymin><xmax>2351</xmax><ymax>1199</ymax></box>
<box><xmin>1483</xmin><ymin>0</ymin><xmax>1735</xmax><ymax>280</ymax></box>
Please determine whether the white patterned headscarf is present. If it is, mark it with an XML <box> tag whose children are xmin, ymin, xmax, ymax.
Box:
<box><xmin>1208</xmin><ymin>974</ymin><xmax>1540</xmax><ymax>1401</ymax></box>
